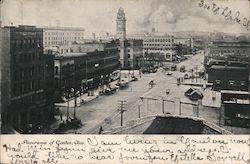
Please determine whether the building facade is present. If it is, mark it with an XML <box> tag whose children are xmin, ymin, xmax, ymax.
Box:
<box><xmin>54</xmin><ymin>40</ymin><xmax>120</xmax><ymax>101</ymax></box>
<box><xmin>207</xmin><ymin>59</ymin><xmax>249</xmax><ymax>91</ymax></box>
<box><xmin>126</xmin><ymin>39</ymin><xmax>143</xmax><ymax>69</ymax></box>
<box><xmin>206</xmin><ymin>40</ymin><xmax>250</xmax><ymax>64</ymax></box>
<box><xmin>116</xmin><ymin>8</ymin><xmax>126</xmax><ymax>40</ymax></box>
<box><xmin>41</xmin><ymin>26</ymin><xmax>85</xmax><ymax>48</ymax></box>
<box><xmin>221</xmin><ymin>90</ymin><xmax>250</xmax><ymax>128</ymax></box>
<box><xmin>174</xmin><ymin>37</ymin><xmax>193</xmax><ymax>56</ymax></box>
<box><xmin>1</xmin><ymin>25</ymin><xmax>54</xmax><ymax>133</ymax></box>
<box><xmin>143</xmin><ymin>35</ymin><xmax>175</xmax><ymax>61</ymax></box>
<box><xmin>116</xmin><ymin>7</ymin><xmax>127</xmax><ymax>68</ymax></box>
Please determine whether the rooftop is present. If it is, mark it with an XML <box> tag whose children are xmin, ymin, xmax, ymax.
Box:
<box><xmin>39</xmin><ymin>26</ymin><xmax>85</xmax><ymax>31</ymax></box>
<box><xmin>103</xmin><ymin>115</ymin><xmax>231</xmax><ymax>134</ymax></box>
<box><xmin>55</xmin><ymin>52</ymin><xmax>87</xmax><ymax>58</ymax></box>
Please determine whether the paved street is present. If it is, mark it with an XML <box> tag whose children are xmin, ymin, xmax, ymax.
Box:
<box><xmin>58</xmin><ymin>51</ymin><xmax>250</xmax><ymax>134</ymax></box>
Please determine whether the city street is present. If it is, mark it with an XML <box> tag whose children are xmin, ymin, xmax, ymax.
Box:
<box><xmin>58</xmin><ymin>51</ymin><xmax>250</xmax><ymax>134</ymax></box>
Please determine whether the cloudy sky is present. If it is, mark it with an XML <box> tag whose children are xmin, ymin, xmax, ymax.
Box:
<box><xmin>1</xmin><ymin>0</ymin><xmax>249</xmax><ymax>36</ymax></box>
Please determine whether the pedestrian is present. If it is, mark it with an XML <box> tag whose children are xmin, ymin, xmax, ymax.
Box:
<box><xmin>60</xmin><ymin>113</ymin><xmax>62</xmax><ymax>121</ymax></box>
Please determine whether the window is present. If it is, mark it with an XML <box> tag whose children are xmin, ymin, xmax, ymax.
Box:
<box><xmin>32</xmin><ymin>53</ymin><xmax>35</xmax><ymax>60</ymax></box>
<box><xmin>30</xmin><ymin>80</ymin><xmax>34</xmax><ymax>90</ymax></box>
<box><xmin>38</xmin><ymin>79</ymin><xmax>41</xmax><ymax>89</ymax></box>
<box><xmin>20</xmin><ymin>69</ymin><xmax>25</xmax><ymax>78</ymax></box>
<box><xmin>229</xmin><ymin>80</ymin><xmax>235</xmax><ymax>86</ymax></box>
<box><xmin>240</xmin><ymin>81</ymin><xmax>245</xmax><ymax>86</ymax></box>
<box><xmin>55</xmin><ymin>66</ymin><xmax>59</xmax><ymax>74</ymax></box>
<box><xmin>21</xmin><ymin>83</ymin><xmax>25</xmax><ymax>93</ymax></box>
<box><xmin>30</xmin><ymin>67</ymin><xmax>34</xmax><ymax>76</ymax></box>
<box><xmin>13</xmin><ymin>83</ymin><xmax>17</xmax><ymax>95</ymax></box>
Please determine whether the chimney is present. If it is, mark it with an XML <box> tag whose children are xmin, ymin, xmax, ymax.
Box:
<box><xmin>92</xmin><ymin>33</ymin><xmax>96</xmax><ymax>40</ymax></box>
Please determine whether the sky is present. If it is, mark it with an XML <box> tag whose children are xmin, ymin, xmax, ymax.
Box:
<box><xmin>1</xmin><ymin>0</ymin><xmax>250</xmax><ymax>36</ymax></box>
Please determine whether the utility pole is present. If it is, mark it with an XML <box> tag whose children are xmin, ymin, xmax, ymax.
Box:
<box><xmin>73</xmin><ymin>90</ymin><xmax>77</xmax><ymax>119</ymax></box>
<box><xmin>138</xmin><ymin>105</ymin><xmax>141</xmax><ymax>119</ymax></box>
<box><xmin>162</xmin><ymin>99</ymin><xmax>165</xmax><ymax>114</ymax></box>
<box><xmin>178</xmin><ymin>99</ymin><xmax>181</xmax><ymax>116</ymax></box>
<box><xmin>117</xmin><ymin>100</ymin><xmax>127</xmax><ymax>127</ymax></box>
<box><xmin>66</xmin><ymin>91</ymin><xmax>69</xmax><ymax>122</ymax></box>
<box><xmin>195</xmin><ymin>65</ymin><xmax>198</xmax><ymax>83</ymax></box>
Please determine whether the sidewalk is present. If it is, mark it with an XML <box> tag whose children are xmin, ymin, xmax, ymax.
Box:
<box><xmin>55</xmin><ymin>90</ymin><xmax>99</xmax><ymax>108</ymax></box>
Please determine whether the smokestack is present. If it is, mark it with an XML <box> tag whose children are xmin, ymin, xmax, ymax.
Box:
<box><xmin>92</xmin><ymin>33</ymin><xmax>96</xmax><ymax>40</ymax></box>
<box><xmin>106</xmin><ymin>32</ymin><xmax>109</xmax><ymax>37</ymax></box>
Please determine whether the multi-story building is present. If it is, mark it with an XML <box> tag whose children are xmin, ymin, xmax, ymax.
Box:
<box><xmin>115</xmin><ymin>8</ymin><xmax>144</xmax><ymax>69</ymax></box>
<box><xmin>207</xmin><ymin>59</ymin><xmax>249</xmax><ymax>91</ymax></box>
<box><xmin>126</xmin><ymin>39</ymin><xmax>143</xmax><ymax>69</ymax></box>
<box><xmin>0</xmin><ymin>25</ymin><xmax>54</xmax><ymax>133</ymax></box>
<box><xmin>143</xmin><ymin>35</ymin><xmax>175</xmax><ymax>61</ymax></box>
<box><xmin>116</xmin><ymin>7</ymin><xmax>126</xmax><ymax>68</ymax></box>
<box><xmin>221</xmin><ymin>90</ymin><xmax>250</xmax><ymax>128</ymax></box>
<box><xmin>205</xmin><ymin>40</ymin><xmax>250</xmax><ymax>91</ymax></box>
<box><xmin>54</xmin><ymin>40</ymin><xmax>120</xmax><ymax>101</ymax></box>
<box><xmin>41</xmin><ymin>26</ymin><xmax>85</xmax><ymax>48</ymax></box>
<box><xmin>174</xmin><ymin>37</ymin><xmax>193</xmax><ymax>56</ymax></box>
<box><xmin>206</xmin><ymin>40</ymin><xmax>250</xmax><ymax>64</ymax></box>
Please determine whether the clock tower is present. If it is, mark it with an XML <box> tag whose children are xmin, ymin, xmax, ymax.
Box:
<box><xmin>116</xmin><ymin>8</ymin><xmax>127</xmax><ymax>68</ymax></box>
<box><xmin>116</xmin><ymin>7</ymin><xmax>126</xmax><ymax>40</ymax></box>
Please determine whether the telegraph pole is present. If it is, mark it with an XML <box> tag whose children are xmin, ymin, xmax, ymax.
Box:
<box><xmin>162</xmin><ymin>98</ymin><xmax>165</xmax><ymax>114</ymax></box>
<box><xmin>138</xmin><ymin>105</ymin><xmax>141</xmax><ymax>119</ymax></box>
<box><xmin>66</xmin><ymin>91</ymin><xmax>69</xmax><ymax>122</ymax></box>
<box><xmin>118</xmin><ymin>100</ymin><xmax>127</xmax><ymax>127</ymax></box>
<box><xmin>195</xmin><ymin>65</ymin><xmax>198</xmax><ymax>83</ymax></box>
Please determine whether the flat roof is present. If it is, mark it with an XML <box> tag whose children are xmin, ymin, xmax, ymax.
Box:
<box><xmin>210</xmin><ymin>65</ymin><xmax>248</xmax><ymax>70</ymax></box>
<box><xmin>221</xmin><ymin>90</ymin><xmax>249</xmax><ymax>95</ymax></box>
<box><xmin>39</xmin><ymin>26</ymin><xmax>85</xmax><ymax>31</ymax></box>
<box><xmin>55</xmin><ymin>52</ymin><xmax>87</xmax><ymax>58</ymax></box>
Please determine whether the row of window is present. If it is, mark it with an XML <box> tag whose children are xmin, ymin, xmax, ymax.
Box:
<box><xmin>144</xmin><ymin>39</ymin><xmax>173</xmax><ymax>42</ymax></box>
<box><xmin>13</xmin><ymin>52</ymin><xmax>43</xmax><ymax>63</ymax></box>
<box><xmin>12</xmin><ymin>79</ymin><xmax>42</xmax><ymax>96</ymax></box>
<box><xmin>144</xmin><ymin>44</ymin><xmax>172</xmax><ymax>47</ymax></box>
<box><xmin>11</xmin><ymin>39</ymin><xmax>42</xmax><ymax>49</ymax></box>
<box><xmin>214</xmin><ymin>80</ymin><xmax>246</xmax><ymax>86</ymax></box>
<box><xmin>210</xmin><ymin>49</ymin><xmax>246</xmax><ymax>54</ymax></box>
<box><xmin>144</xmin><ymin>48</ymin><xmax>173</xmax><ymax>51</ymax></box>
<box><xmin>44</xmin><ymin>32</ymin><xmax>84</xmax><ymax>36</ymax></box>
<box><xmin>45</xmin><ymin>36</ymin><xmax>84</xmax><ymax>41</ymax></box>
<box><xmin>13</xmin><ymin>66</ymin><xmax>44</xmax><ymax>80</ymax></box>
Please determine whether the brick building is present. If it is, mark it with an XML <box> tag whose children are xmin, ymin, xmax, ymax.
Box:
<box><xmin>54</xmin><ymin>40</ymin><xmax>120</xmax><ymax>101</ymax></box>
<box><xmin>207</xmin><ymin>59</ymin><xmax>249</xmax><ymax>91</ymax></box>
<box><xmin>174</xmin><ymin>37</ymin><xmax>194</xmax><ymax>56</ymax></box>
<box><xmin>205</xmin><ymin>40</ymin><xmax>250</xmax><ymax>65</ymax></box>
<box><xmin>1</xmin><ymin>25</ymin><xmax>54</xmax><ymax>133</ymax></box>
<box><xmin>124</xmin><ymin>39</ymin><xmax>143</xmax><ymax>69</ymax></box>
